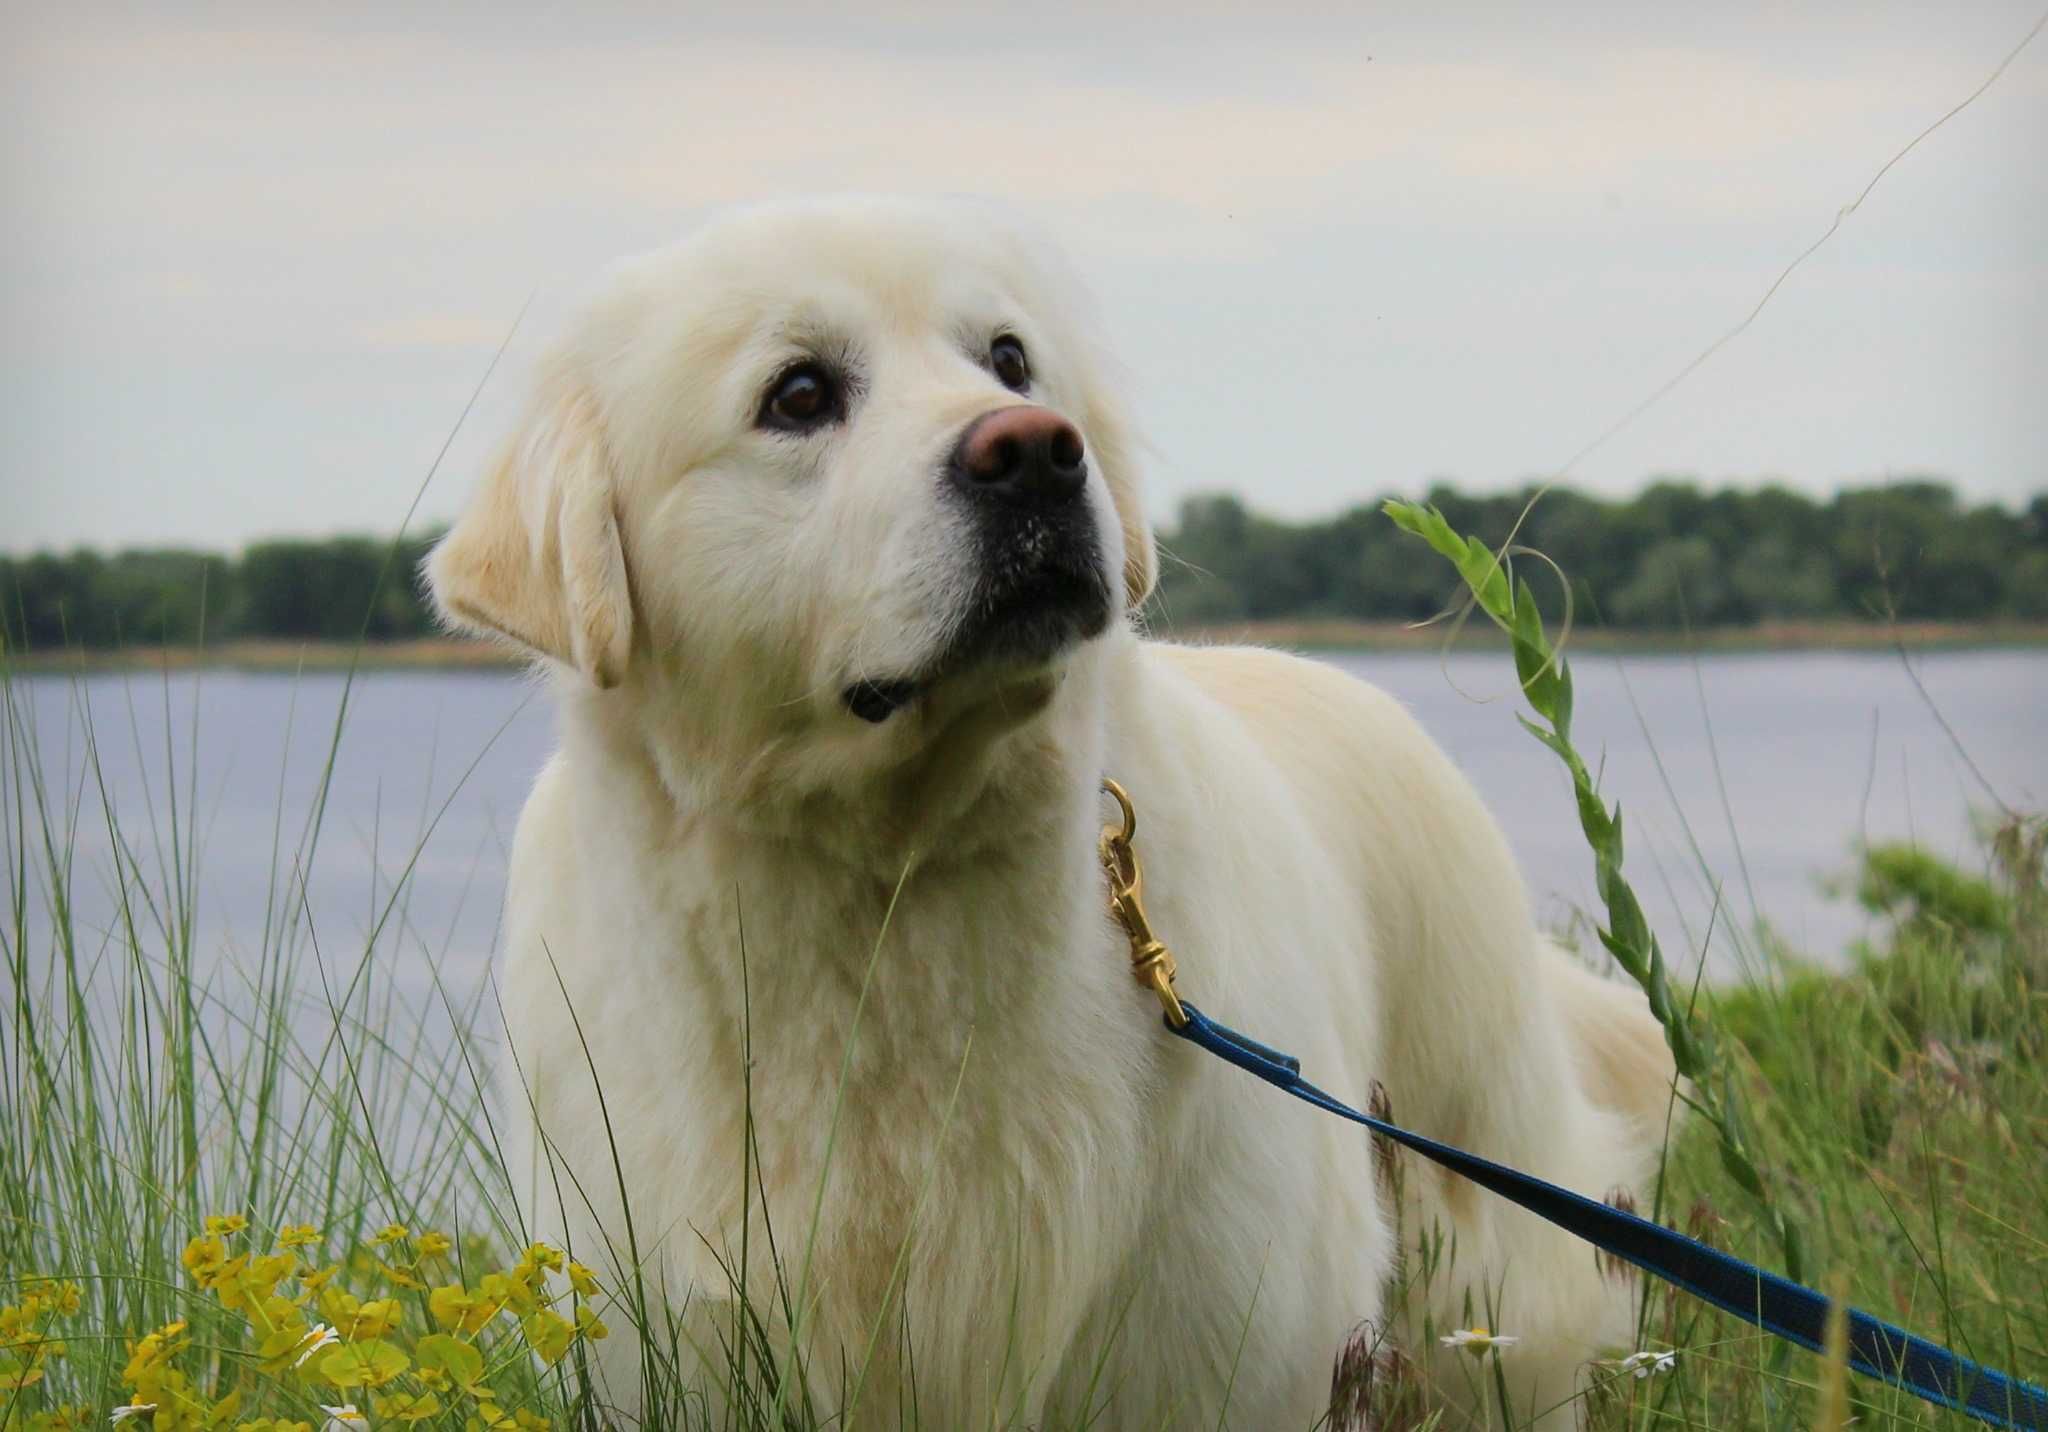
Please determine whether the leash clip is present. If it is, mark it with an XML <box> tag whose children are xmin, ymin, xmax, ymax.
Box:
<box><xmin>1099</xmin><ymin>779</ymin><xmax>1189</xmax><ymax>1029</ymax></box>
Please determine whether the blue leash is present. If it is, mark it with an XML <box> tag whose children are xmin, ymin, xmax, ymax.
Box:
<box><xmin>1171</xmin><ymin>1000</ymin><xmax>2047</xmax><ymax>1430</ymax></box>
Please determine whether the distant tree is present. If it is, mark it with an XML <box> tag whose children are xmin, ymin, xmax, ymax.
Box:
<box><xmin>1149</xmin><ymin>477</ymin><xmax>2040</xmax><ymax>632</ymax></box>
<box><xmin>231</xmin><ymin>535</ymin><xmax>438</xmax><ymax>641</ymax></box>
<box><xmin>5</xmin><ymin>486</ymin><xmax>2039</xmax><ymax>651</ymax></box>
<box><xmin>93</xmin><ymin>550</ymin><xmax>234</xmax><ymax>645</ymax></box>
<box><xmin>1607</xmin><ymin>535</ymin><xmax>1728</xmax><ymax>627</ymax></box>
<box><xmin>0</xmin><ymin>551</ymin><xmax>103</xmax><ymax>649</ymax></box>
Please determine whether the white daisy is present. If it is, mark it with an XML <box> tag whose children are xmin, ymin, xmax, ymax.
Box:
<box><xmin>109</xmin><ymin>1407</ymin><xmax>155</xmax><ymax>1426</ymax></box>
<box><xmin>293</xmin><ymin>1323</ymin><xmax>341</xmax><ymax>1368</ymax></box>
<box><xmin>1439</xmin><ymin>1327</ymin><xmax>1519</xmax><ymax>1356</ymax></box>
<box><xmin>320</xmin><ymin>1405</ymin><xmax>369</xmax><ymax>1430</ymax></box>
<box><xmin>1617</xmin><ymin>1348</ymin><xmax>1678</xmax><ymax>1378</ymax></box>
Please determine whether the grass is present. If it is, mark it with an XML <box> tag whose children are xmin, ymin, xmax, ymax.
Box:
<box><xmin>1581</xmin><ymin>825</ymin><xmax>2047</xmax><ymax>1430</ymax></box>
<box><xmin>2</xmin><ymin>639</ymin><xmax>2042</xmax><ymax>1430</ymax></box>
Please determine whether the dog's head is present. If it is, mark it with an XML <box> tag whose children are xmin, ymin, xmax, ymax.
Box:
<box><xmin>427</xmin><ymin>199</ymin><xmax>1153</xmax><ymax>832</ymax></box>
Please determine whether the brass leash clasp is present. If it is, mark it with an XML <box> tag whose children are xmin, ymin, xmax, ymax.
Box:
<box><xmin>1099</xmin><ymin>778</ymin><xmax>1189</xmax><ymax>1028</ymax></box>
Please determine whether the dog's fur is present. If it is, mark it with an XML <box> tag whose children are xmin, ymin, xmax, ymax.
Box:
<box><xmin>427</xmin><ymin>197</ymin><xmax>1677</xmax><ymax>1428</ymax></box>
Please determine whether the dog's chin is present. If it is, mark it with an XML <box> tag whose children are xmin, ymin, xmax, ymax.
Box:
<box><xmin>839</xmin><ymin>566</ymin><xmax>1112</xmax><ymax>726</ymax></box>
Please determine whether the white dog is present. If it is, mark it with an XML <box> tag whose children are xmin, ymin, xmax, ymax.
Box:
<box><xmin>427</xmin><ymin>197</ymin><xmax>1676</xmax><ymax>1429</ymax></box>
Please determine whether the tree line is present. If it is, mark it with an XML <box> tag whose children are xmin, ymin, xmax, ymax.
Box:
<box><xmin>0</xmin><ymin>534</ymin><xmax>443</xmax><ymax>650</ymax></box>
<box><xmin>1</xmin><ymin>479</ymin><xmax>2043</xmax><ymax>652</ymax></box>
<box><xmin>1153</xmin><ymin>479</ymin><xmax>2048</xmax><ymax>629</ymax></box>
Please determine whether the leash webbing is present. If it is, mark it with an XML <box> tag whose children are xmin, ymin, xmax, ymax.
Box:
<box><xmin>1170</xmin><ymin>1001</ymin><xmax>2048</xmax><ymax>1431</ymax></box>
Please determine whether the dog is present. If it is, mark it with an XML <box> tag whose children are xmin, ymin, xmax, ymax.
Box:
<box><xmin>426</xmin><ymin>196</ymin><xmax>1677</xmax><ymax>1428</ymax></box>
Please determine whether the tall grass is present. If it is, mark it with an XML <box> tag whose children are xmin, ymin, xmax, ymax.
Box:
<box><xmin>3</xmin><ymin>643</ymin><xmax>2041</xmax><ymax>1429</ymax></box>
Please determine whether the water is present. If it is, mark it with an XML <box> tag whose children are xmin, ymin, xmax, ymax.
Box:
<box><xmin>1329</xmin><ymin>649</ymin><xmax>2044</xmax><ymax>968</ymax></box>
<box><xmin>6</xmin><ymin>649</ymin><xmax>2042</xmax><ymax>1007</ymax></box>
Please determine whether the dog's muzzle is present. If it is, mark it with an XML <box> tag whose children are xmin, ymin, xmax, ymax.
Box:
<box><xmin>837</xmin><ymin>406</ymin><xmax>1112</xmax><ymax>725</ymax></box>
<box><xmin>944</xmin><ymin>407</ymin><xmax>1112</xmax><ymax>658</ymax></box>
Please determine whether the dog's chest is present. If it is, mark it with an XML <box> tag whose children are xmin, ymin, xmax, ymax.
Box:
<box><xmin>634</xmin><ymin>840</ymin><xmax>1149</xmax><ymax>1241</ymax></box>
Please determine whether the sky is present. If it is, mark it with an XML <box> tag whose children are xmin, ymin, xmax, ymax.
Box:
<box><xmin>2</xmin><ymin>1</ymin><xmax>2044</xmax><ymax>553</ymax></box>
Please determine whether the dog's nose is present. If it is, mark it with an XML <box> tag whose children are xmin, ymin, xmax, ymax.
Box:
<box><xmin>948</xmin><ymin>407</ymin><xmax>1087</xmax><ymax>509</ymax></box>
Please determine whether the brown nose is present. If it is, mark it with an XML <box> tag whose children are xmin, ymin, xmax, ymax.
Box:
<box><xmin>948</xmin><ymin>406</ymin><xmax>1088</xmax><ymax>510</ymax></box>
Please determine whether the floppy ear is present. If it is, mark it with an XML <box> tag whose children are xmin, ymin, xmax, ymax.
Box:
<box><xmin>426</xmin><ymin>383</ymin><xmax>635</xmax><ymax>687</ymax></box>
<box><xmin>1114</xmin><ymin>467</ymin><xmax>1159</xmax><ymax>611</ymax></box>
<box><xmin>1081</xmin><ymin>390</ymin><xmax>1158</xmax><ymax>610</ymax></box>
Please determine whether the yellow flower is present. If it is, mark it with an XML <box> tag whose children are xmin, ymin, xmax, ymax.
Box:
<box><xmin>429</xmin><ymin>1280</ymin><xmax>507</xmax><ymax>1334</ymax></box>
<box><xmin>253</xmin><ymin>1318</ymin><xmax>313</xmax><ymax>1374</ymax></box>
<box><xmin>316</xmin><ymin>1287</ymin><xmax>360</xmax><ymax>1330</ymax></box>
<box><xmin>427</xmin><ymin>1284</ymin><xmax>470</xmax><ymax>1332</ymax></box>
<box><xmin>371</xmin><ymin>1390</ymin><xmax>443</xmax><ymax>1423</ymax></box>
<box><xmin>27</xmin><ymin>1406</ymin><xmax>93</xmax><ymax>1432</ymax></box>
<box><xmin>379</xmin><ymin>1260</ymin><xmax>427</xmax><ymax>1292</ymax></box>
<box><xmin>342</xmin><ymin>1298</ymin><xmax>402</xmax><ymax>1342</ymax></box>
<box><xmin>371</xmin><ymin>1223</ymin><xmax>410</xmax><ymax>1248</ymax></box>
<box><xmin>565</xmin><ymin>1263</ymin><xmax>600</xmax><ymax>1298</ymax></box>
<box><xmin>574</xmin><ymin>1304</ymin><xmax>608</xmax><ymax>1342</ymax></box>
<box><xmin>511</xmin><ymin>1242</ymin><xmax>562</xmax><ymax>1292</ymax></box>
<box><xmin>182</xmin><ymin>1235</ymin><xmax>229</xmax><ymax>1287</ymax></box>
<box><xmin>522</xmin><ymin>1307</ymin><xmax>576</xmax><ymax>1365</ymax></box>
<box><xmin>205</xmin><ymin>1213</ymin><xmax>250</xmax><ymax>1237</ymax></box>
<box><xmin>478</xmin><ymin>1270</ymin><xmax>534</xmax><ymax>1316</ymax></box>
<box><xmin>300</xmin><ymin>1265</ymin><xmax>341</xmax><ymax>1297</ymax></box>
<box><xmin>214</xmin><ymin>1252</ymin><xmax>294</xmax><ymax>1315</ymax></box>
<box><xmin>20</xmin><ymin>1279</ymin><xmax>84</xmax><ymax>1318</ymax></box>
<box><xmin>277</xmin><ymin>1225</ymin><xmax>322</xmax><ymax>1250</ymax></box>
<box><xmin>206</xmin><ymin>1255</ymin><xmax>260</xmax><ymax>1309</ymax></box>
<box><xmin>513</xmin><ymin>1414</ymin><xmax>550</xmax><ymax>1431</ymax></box>
<box><xmin>0</xmin><ymin>1355</ymin><xmax>46</xmax><ymax>1390</ymax></box>
<box><xmin>122</xmin><ymin>1320</ymin><xmax>190</xmax><ymax>1384</ymax></box>
<box><xmin>415</xmin><ymin>1231</ymin><xmax>452</xmax><ymax>1260</ymax></box>
<box><xmin>126</xmin><ymin>1366</ymin><xmax>205</xmax><ymax>1430</ymax></box>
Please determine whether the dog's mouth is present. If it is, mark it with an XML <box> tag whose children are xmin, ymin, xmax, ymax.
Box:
<box><xmin>840</xmin><ymin>551</ymin><xmax>1112</xmax><ymax>725</ymax></box>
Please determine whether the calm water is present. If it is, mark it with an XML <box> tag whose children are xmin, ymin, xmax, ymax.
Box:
<box><xmin>7</xmin><ymin>649</ymin><xmax>2042</xmax><ymax>1003</ymax></box>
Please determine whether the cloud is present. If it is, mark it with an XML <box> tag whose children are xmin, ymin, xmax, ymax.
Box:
<box><xmin>2</xmin><ymin>2</ymin><xmax>2042</xmax><ymax>549</ymax></box>
<box><xmin>353</xmin><ymin>315</ymin><xmax>518</xmax><ymax>350</ymax></box>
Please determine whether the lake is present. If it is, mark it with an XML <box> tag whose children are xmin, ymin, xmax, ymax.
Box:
<box><xmin>6</xmin><ymin>648</ymin><xmax>2042</xmax><ymax>1013</ymax></box>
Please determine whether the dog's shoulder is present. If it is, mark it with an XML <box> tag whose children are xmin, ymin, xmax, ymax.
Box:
<box><xmin>509</xmin><ymin>751</ymin><xmax>576</xmax><ymax>865</ymax></box>
<box><xmin>1145</xmin><ymin>640</ymin><xmax>1431</xmax><ymax>772</ymax></box>
<box><xmin>1139</xmin><ymin>639</ymin><xmax>1513</xmax><ymax>886</ymax></box>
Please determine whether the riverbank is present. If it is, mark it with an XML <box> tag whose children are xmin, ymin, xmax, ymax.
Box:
<box><xmin>7</xmin><ymin>619</ymin><xmax>2048</xmax><ymax>673</ymax></box>
<box><xmin>1168</xmin><ymin>616</ymin><xmax>2048</xmax><ymax>653</ymax></box>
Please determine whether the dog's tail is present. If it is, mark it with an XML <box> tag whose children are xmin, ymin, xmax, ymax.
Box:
<box><xmin>1542</xmin><ymin>942</ymin><xmax>1683</xmax><ymax>1138</ymax></box>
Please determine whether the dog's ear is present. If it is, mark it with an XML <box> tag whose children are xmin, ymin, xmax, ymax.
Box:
<box><xmin>1081</xmin><ymin>389</ymin><xmax>1157</xmax><ymax>610</ymax></box>
<box><xmin>426</xmin><ymin>382</ymin><xmax>634</xmax><ymax>688</ymax></box>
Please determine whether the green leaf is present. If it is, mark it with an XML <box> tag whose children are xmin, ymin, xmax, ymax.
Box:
<box><xmin>415</xmin><ymin>1332</ymin><xmax>483</xmax><ymax>1391</ymax></box>
<box><xmin>1383</xmin><ymin>501</ymin><xmax>1511</xmax><ymax>618</ymax></box>
<box><xmin>1386</xmin><ymin>495</ymin><xmax>1803</xmax><ymax>1277</ymax></box>
<box><xmin>318</xmin><ymin>1337</ymin><xmax>409</xmax><ymax>1389</ymax></box>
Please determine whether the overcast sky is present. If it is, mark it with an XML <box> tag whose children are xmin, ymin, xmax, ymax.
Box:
<box><xmin>3</xmin><ymin>1</ymin><xmax>2043</xmax><ymax>553</ymax></box>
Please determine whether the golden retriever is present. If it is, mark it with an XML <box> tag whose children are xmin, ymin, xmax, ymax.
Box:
<box><xmin>426</xmin><ymin>196</ymin><xmax>1675</xmax><ymax>1428</ymax></box>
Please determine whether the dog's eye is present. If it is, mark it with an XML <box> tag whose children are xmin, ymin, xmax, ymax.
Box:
<box><xmin>759</xmin><ymin>362</ymin><xmax>843</xmax><ymax>433</ymax></box>
<box><xmin>990</xmin><ymin>335</ymin><xmax>1031</xmax><ymax>393</ymax></box>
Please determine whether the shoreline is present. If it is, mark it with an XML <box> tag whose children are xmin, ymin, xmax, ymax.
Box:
<box><xmin>1165</xmin><ymin>617</ymin><xmax>2048</xmax><ymax>654</ymax></box>
<box><xmin>6</xmin><ymin>619</ymin><xmax>2048</xmax><ymax>674</ymax></box>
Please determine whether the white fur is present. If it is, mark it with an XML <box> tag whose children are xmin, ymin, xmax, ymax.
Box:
<box><xmin>428</xmin><ymin>197</ymin><xmax>1677</xmax><ymax>1428</ymax></box>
